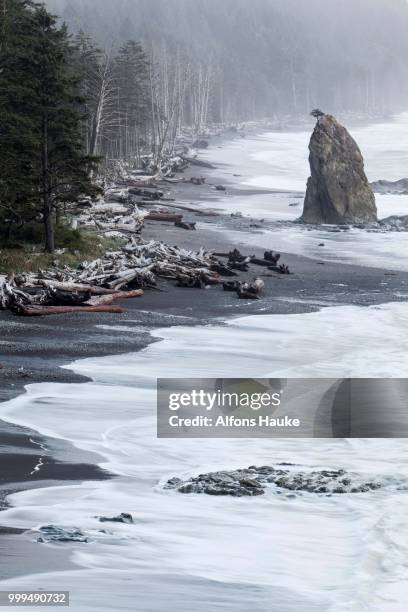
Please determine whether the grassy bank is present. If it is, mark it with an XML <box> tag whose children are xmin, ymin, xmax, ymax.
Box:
<box><xmin>0</xmin><ymin>225</ymin><xmax>123</xmax><ymax>275</ymax></box>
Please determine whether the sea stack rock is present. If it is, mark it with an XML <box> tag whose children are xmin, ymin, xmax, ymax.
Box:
<box><xmin>302</xmin><ymin>114</ymin><xmax>377</xmax><ymax>224</ymax></box>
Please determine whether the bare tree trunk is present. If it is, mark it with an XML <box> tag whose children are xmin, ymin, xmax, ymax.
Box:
<box><xmin>42</xmin><ymin>114</ymin><xmax>54</xmax><ymax>253</ymax></box>
<box><xmin>149</xmin><ymin>54</ymin><xmax>158</xmax><ymax>162</ymax></box>
<box><xmin>89</xmin><ymin>53</ymin><xmax>116</xmax><ymax>156</ymax></box>
<box><xmin>290</xmin><ymin>58</ymin><xmax>298</xmax><ymax>112</ymax></box>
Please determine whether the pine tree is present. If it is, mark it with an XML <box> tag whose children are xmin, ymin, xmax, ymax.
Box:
<box><xmin>0</xmin><ymin>0</ymin><xmax>40</xmax><ymax>237</ymax></box>
<box><xmin>29</xmin><ymin>6</ymin><xmax>100</xmax><ymax>252</ymax></box>
<box><xmin>0</xmin><ymin>2</ymin><xmax>100</xmax><ymax>252</ymax></box>
<box><xmin>114</xmin><ymin>41</ymin><xmax>150</xmax><ymax>161</ymax></box>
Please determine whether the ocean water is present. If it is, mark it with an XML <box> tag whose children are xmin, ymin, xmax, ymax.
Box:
<box><xmin>1</xmin><ymin>116</ymin><xmax>408</xmax><ymax>611</ymax></box>
<box><xmin>209</xmin><ymin>113</ymin><xmax>408</xmax><ymax>271</ymax></box>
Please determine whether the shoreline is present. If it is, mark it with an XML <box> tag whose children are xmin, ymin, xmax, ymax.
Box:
<box><xmin>2</xmin><ymin>123</ymin><xmax>408</xmax><ymax>582</ymax></box>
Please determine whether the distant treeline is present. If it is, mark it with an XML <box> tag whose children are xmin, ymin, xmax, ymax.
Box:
<box><xmin>46</xmin><ymin>0</ymin><xmax>408</xmax><ymax>121</ymax></box>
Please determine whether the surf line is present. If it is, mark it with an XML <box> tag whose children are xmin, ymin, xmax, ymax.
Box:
<box><xmin>28</xmin><ymin>437</ymin><xmax>48</xmax><ymax>476</ymax></box>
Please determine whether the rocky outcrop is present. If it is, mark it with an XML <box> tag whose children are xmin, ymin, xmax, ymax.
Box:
<box><xmin>370</xmin><ymin>178</ymin><xmax>408</xmax><ymax>195</ymax></box>
<box><xmin>165</xmin><ymin>465</ymin><xmax>383</xmax><ymax>497</ymax></box>
<box><xmin>302</xmin><ymin>114</ymin><xmax>377</xmax><ymax>224</ymax></box>
<box><xmin>378</xmin><ymin>215</ymin><xmax>408</xmax><ymax>231</ymax></box>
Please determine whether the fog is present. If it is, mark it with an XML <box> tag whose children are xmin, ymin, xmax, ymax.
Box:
<box><xmin>46</xmin><ymin>0</ymin><xmax>408</xmax><ymax>121</ymax></box>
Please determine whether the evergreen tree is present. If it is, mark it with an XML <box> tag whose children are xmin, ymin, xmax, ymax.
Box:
<box><xmin>0</xmin><ymin>2</ymin><xmax>100</xmax><ymax>252</ymax></box>
<box><xmin>113</xmin><ymin>41</ymin><xmax>150</xmax><ymax>160</ymax></box>
<box><xmin>0</xmin><ymin>0</ymin><xmax>40</xmax><ymax>236</ymax></box>
<box><xmin>72</xmin><ymin>30</ymin><xmax>103</xmax><ymax>155</ymax></box>
<box><xmin>30</xmin><ymin>6</ymin><xmax>100</xmax><ymax>252</ymax></box>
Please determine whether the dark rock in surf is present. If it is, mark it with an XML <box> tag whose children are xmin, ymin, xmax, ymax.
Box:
<box><xmin>37</xmin><ymin>525</ymin><xmax>89</xmax><ymax>543</ymax></box>
<box><xmin>168</xmin><ymin>471</ymin><xmax>265</xmax><ymax>496</ymax></box>
<box><xmin>302</xmin><ymin>114</ymin><xmax>377</xmax><ymax>224</ymax></box>
<box><xmin>165</xmin><ymin>466</ymin><xmax>383</xmax><ymax>497</ymax></box>
<box><xmin>98</xmin><ymin>513</ymin><xmax>134</xmax><ymax>524</ymax></box>
<box><xmin>353</xmin><ymin>214</ymin><xmax>408</xmax><ymax>232</ymax></box>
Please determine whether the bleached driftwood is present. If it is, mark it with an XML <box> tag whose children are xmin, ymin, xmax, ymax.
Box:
<box><xmin>38</xmin><ymin>281</ymin><xmax>119</xmax><ymax>295</ymax></box>
<box><xmin>86</xmin><ymin>289</ymin><xmax>144</xmax><ymax>306</ymax></box>
<box><xmin>73</xmin><ymin>201</ymin><xmax>145</xmax><ymax>238</ymax></box>
<box><xmin>0</xmin><ymin>239</ymin><xmax>228</xmax><ymax>315</ymax></box>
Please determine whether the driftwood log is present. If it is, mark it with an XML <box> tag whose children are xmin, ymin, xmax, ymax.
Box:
<box><xmin>146</xmin><ymin>201</ymin><xmax>218</xmax><ymax>216</ymax></box>
<box><xmin>223</xmin><ymin>281</ymin><xmax>241</xmax><ymax>292</ymax></box>
<box><xmin>223</xmin><ymin>277</ymin><xmax>265</xmax><ymax>300</ymax></box>
<box><xmin>39</xmin><ymin>281</ymin><xmax>120</xmax><ymax>295</ymax></box>
<box><xmin>181</xmin><ymin>156</ymin><xmax>216</xmax><ymax>169</ymax></box>
<box><xmin>86</xmin><ymin>289</ymin><xmax>144</xmax><ymax>306</ymax></box>
<box><xmin>107</xmin><ymin>269</ymin><xmax>155</xmax><ymax>290</ymax></box>
<box><xmin>238</xmin><ymin>277</ymin><xmax>265</xmax><ymax>299</ymax></box>
<box><xmin>145</xmin><ymin>212</ymin><xmax>183</xmax><ymax>222</ymax></box>
<box><xmin>128</xmin><ymin>187</ymin><xmax>163</xmax><ymax>200</ymax></box>
<box><xmin>210</xmin><ymin>262</ymin><xmax>238</xmax><ymax>277</ymax></box>
<box><xmin>250</xmin><ymin>257</ymin><xmax>272</xmax><ymax>268</ymax></box>
<box><xmin>16</xmin><ymin>305</ymin><xmax>124</xmax><ymax>316</ymax></box>
<box><xmin>175</xmin><ymin>221</ymin><xmax>196</xmax><ymax>230</ymax></box>
<box><xmin>48</xmin><ymin>288</ymin><xmax>91</xmax><ymax>306</ymax></box>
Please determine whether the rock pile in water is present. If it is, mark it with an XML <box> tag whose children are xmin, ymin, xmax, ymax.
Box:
<box><xmin>165</xmin><ymin>465</ymin><xmax>382</xmax><ymax>497</ymax></box>
<box><xmin>370</xmin><ymin>178</ymin><xmax>408</xmax><ymax>195</ymax></box>
<box><xmin>37</xmin><ymin>525</ymin><xmax>89</xmax><ymax>543</ymax></box>
<box><xmin>302</xmin><ymin>114</ymin><xmax>377</xmax><ymax>225</ymax></box>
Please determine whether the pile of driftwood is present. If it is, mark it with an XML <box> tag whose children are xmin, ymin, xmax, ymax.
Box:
<box><xmin>0</xmin><ymin>244</ymin><xmax>292</xmax><ymax>315</ymax></box>
<box><xmin>0</xmin><ymin>274</ymin><xmax>144</xmax><ymax>316</ymax></box>
<box><xmin>140</xmin><ymin>154</ymin><xmax>190</xmax><ymax>177</ymax></box>
<box><xmin>71</xmin><ymin>134</ymin><xmax>223</xmax><ymax>236</ymax></box>
<box><xmin>105</xmin><ymin>154</ymin><xmax>189</xmax><ymax>184</ymax></box>
<box><xmin>0</xmin><ymin>240</ymin><xmax>225</xmax><ymax>316</ymax></box>
<box><xmin>72</xmin><ymin>200</ymin><xmax>145</xmax><ymax>238</ymax></box>
<box><xmin>73</xmin><ymin>180</ymin><xmax>213</xmax><ymax>238</ymax></box>
<box><xmin>108</xmin><ymin>149</ymin><xmax>212</xmax><ymax>183</ymax></box>
<box><xmin>73</xmin><ymin>195</ymin><xmax>205</xmax><ymax>238</ymax></box>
